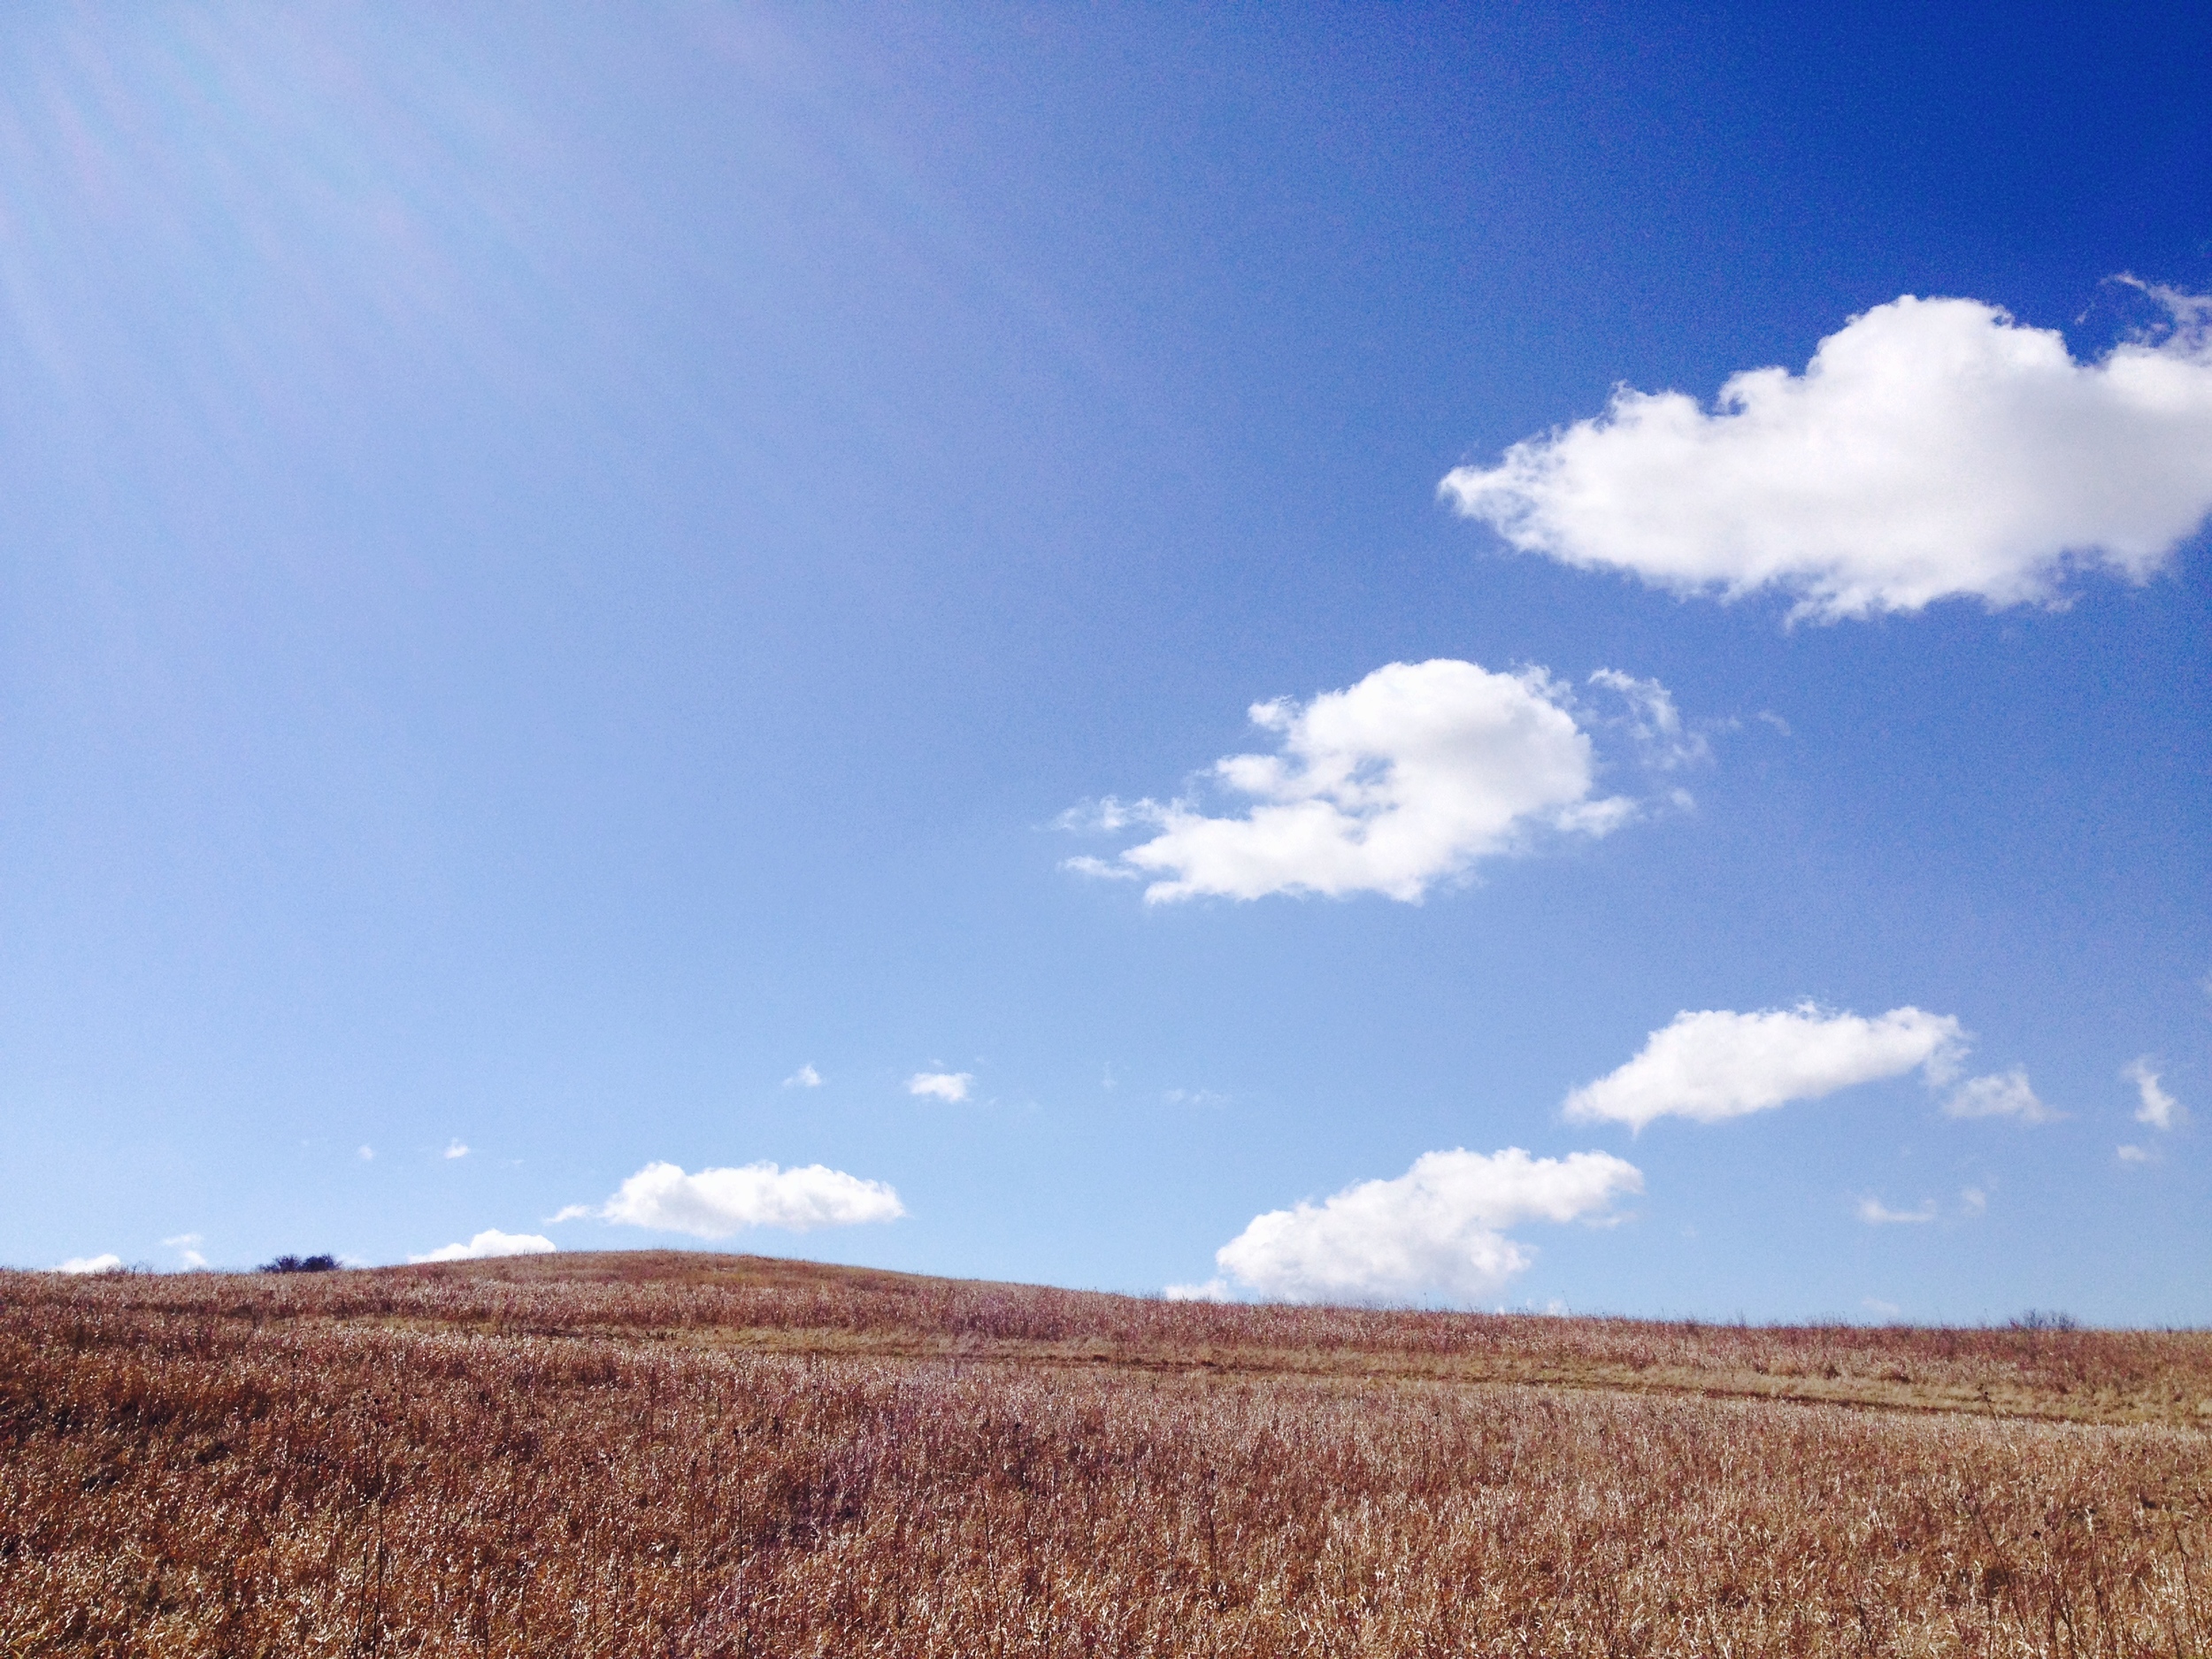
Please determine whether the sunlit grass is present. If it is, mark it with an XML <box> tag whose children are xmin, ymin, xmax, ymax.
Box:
<box><xmin>5</xmin><ymin>1252</ymin><xmax>2208</xmax><ymax>1655</ymax></box>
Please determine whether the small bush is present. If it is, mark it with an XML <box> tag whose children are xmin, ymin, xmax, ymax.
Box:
<box><xmin>257</xmin><ymin>1253</ymin><xmax>340</xmax><ymax>1274</ymax></box>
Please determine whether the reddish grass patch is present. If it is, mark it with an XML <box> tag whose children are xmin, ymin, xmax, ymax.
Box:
<box><xmin>5</xmin><ymin>1253</ymin><xmax>2208</xmax><ymax>1655</ymax></box>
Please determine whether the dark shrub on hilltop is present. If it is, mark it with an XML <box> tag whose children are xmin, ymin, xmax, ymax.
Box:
<box><xmin>257</xmin><ymin>1253</ymin><xmax>341</xmax><ymax>1274</ymax></box>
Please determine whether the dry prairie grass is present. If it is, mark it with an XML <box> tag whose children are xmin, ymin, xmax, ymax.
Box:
<box><xmin>4</xmin><ymin>1253</ymin><xmax>2208</xmax><ymax>1656</ymax></box>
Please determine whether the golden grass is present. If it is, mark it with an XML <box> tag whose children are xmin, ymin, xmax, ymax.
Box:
<box><xmin>5</xmin><ymin>1252</ymin><xmax>2208</xmax><ymax>1655</ymax></box>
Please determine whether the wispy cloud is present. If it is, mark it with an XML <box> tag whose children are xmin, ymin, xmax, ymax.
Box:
<box><xmin>443</xmin><ymin>1139</ymin><xmax>471</xmax><ymax>1160</ymax></box>
<box><xmin>162</xmin><ymin>1232</ymin><xmax>208</xmax><ymax>1269</ymax></box>
<box><xmin>1942</xmin><ymin>1067</ymin><xmax>2058</xmax><ymax>1124</ymax></box>
<box><xmin>1855</xmin><ymin>1195</ymin><xmax>1938</xmax><ymax>1225</ymax></box>
<box><xmin>1586</xmin><ymin>669</ymin><xmax>1711</xmax><ymax>770</ymax></box>
<box><xmin>1443</xmin><ymin>288</ymin><xmax>2212</xmax><ymax>620</ymax></box>
<box><xmin>2124</xmin><ymin>1057</ymin><xmax>2185</xmax><ymax>1131</ymax></box>
<box><xmin>784</xmin><ymin>1064</ymin><xmax>823</xmax><ymax>1089</ymax></box>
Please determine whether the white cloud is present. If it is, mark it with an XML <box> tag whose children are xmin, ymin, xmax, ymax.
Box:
<box><xmin>1163</xmin><ymin>1277</ymin><xmax>1233</xmax><ymax>1302</ymax></box>
<box><xmin>443</xmin><ymin>1139</ymin><xmax>470</xmax><ymax>1160</ymax></box>
<box><xmin>357</xmin><ymin>1144</ymin><xmax>374</xmax><ymax>1161</ymax></box>
<box><xmin>2117</xmin><ymin>1143</ymin><xmax>2154</xmax><ymax>1164</ymax></box>
<box><xmin>907</xmin><ymin>1071</ymin><xmax>972</xmax><ymax>1102</ymax></box>
<box><xmin>1164</xmin><ymin>1087</ymin><xmax>1229</xmax><ymax>1107</ymax></box>
<box><xmin>784</xmin><ymin>1064</ymin><xmax>824</xmax><ymax>1089</ymax></box>
<box><xmin>1586</xmin><ymin>669</ymin><xmax>1709</xmax><ymax>769</ymax></box>
<box><xmin>162</xmin><ymin>1232</ymin><xmax>208</xmax><ymax>1269</ymax></box>
<box><xmin>1061</xmin><ymin>854</ymin><xmax>1141</xmax><ymax>881</ymax></box>
<box><xmin>1441</xmin><ymin>288</ymin><xmax>2212</xmax><ymax>621</ymax></box>
<box><xmin>409</xmin><ymin>1229</ymin><xmax>556</xmax><ymax>1264</ymax></box>
<box><xmin>1856</xmin><ymin>1195</ymin><xmax>1937</xmax><ymax>1225</ymax></box>
<box><xmin>1862</xmin><ymin>1296</ymin><xmax>1903</xmax><ymax>1318</ymax></box>
<box><xmin>1959</xmin><ymin>1186</ymin><xmax>1989</xmax><ymax>1217</ymax></box>
<box><xmin>568</xmin><ymin>1159</ymin><xmax>905</xmax><ymax>1239</ymax></box>
<box><xmin>2124</xmin><ymin>1057</ymin><xmax>2185</xmax><ymax>1130</ymax></box>
<box><xmin>1942</xmin><ymin>1067</ymin><xmax>2058</xmax><ymax>1124</ymax></box>
<box><xmin>1563</xmin><ymin>1003</ymin><xmax>1966</xmax><ymax>1130</ymax></box>
<box><xmin>1196</xmin><ymin>1147</ymin><xmax>1642</xmax><ymax>1306</ymax></box>
<box><xmin>53</xmin><ymin>1253</ymin><xmax>124</xmax><ymax>1274</ymax></box>
<box><xmin>1065</xmin><ymin>659</ymin><xmax>1640</xmax><ymax>903</ymax></box>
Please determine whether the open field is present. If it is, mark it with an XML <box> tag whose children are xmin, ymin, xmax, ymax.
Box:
<box><xmin>4</xmin><ymin>1252</ymin><xmax>2209</xmax><ymax>1656</ymax></box>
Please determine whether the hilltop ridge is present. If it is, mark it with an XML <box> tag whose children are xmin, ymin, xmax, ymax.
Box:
<box><xmin>26</xmin><ymin>1248</ymin><xmax>2212</xmax><ymax>1428</ymax></box>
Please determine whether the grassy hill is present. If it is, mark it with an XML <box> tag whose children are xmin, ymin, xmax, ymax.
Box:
<box><xmin>5</xmin><ymin>1252</ymin><xmax>2208</xmax><ymax>1655</ymax></box>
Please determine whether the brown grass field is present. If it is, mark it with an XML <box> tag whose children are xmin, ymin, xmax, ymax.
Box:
<box><xmin>4</xmin><ymin>1251</ymin><xmax>2209</xmax><ymax>1656</ymax></box>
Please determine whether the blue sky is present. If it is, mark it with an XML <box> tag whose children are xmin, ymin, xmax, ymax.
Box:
<box><xmin>4</xmin><ymin>3</ymin><xmax>2207</xmax><ymax>1322</ymax></box>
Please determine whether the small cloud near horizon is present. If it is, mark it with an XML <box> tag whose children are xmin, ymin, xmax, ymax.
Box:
<box><xmin>1172</xmin><ymin>1146</ymin><xmax>1641</xmax><ymax>1307</ymax></box>
<box><xmin>410</xmin><ymin>1228</ymin><xmax>555</xmax><ymax>1263</ymax></box>
<box><xmin>52</xmin><ymin>1253</ymin><xmax>124</xmax><ymax>1274</ymax></box>
<box><xmin>554</xmin><ymin>1159</ymin><xmax>905</xmax><ymax>1239</ymax></box>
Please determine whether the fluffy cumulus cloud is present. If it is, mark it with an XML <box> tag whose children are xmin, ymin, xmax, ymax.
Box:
<box><xmin>2124</xmin><ymin>1057</ymin><xmax>2185</xmax><ymax>1131</ymax></box>
<box><xmin>1441</xmin><ymin>288</ymin><xmax>2212</xmax><ymax>621</ymax></box>
<box><xmin>561</xmin><ymin>1160</ymin><xmax>905</xmax><ymax>1239</ymax></box>
<box><xmin>1942</xmin><ymin>1067</ymin><xmax>2058</xmax><ymax>1123</ymax></box>
<box><xmin>163</xmin><ymin>1233</ymin><xmax>209</xmax><ymax>1269</ymax></box>
<box><xmin>409</xmin><ymin>1229</ymin><xmax>556</xmax><ymax>1264</ymax></box>
<box><xmin>52</xmin><ymin>1253</ymin><xmax>123</xmax><ymax>1274</ymax></box>
<box><xmin>1065</xmin><ymin>658</ymin><xmax>1640</xmax><ymax>903</ymax></box>
<box><xmin>907</xmin><ymin>1071</ymin><xmax>972</xmax><ymax>1102</ymax></box>
<box><xmin>1174</xmin><ymin>1147</ymin><xmax>1641</xmax><ymax>1307</ymax></box>
<box><xmin>1563</xmin><ymin>1004</ymin><xmax>1965</xmax><ymax>1130</ymax></box>
<box><xmin>784</xmin><ymin>1064</ymin><xmax>823</xmax><ymax>1089</ymax></box>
